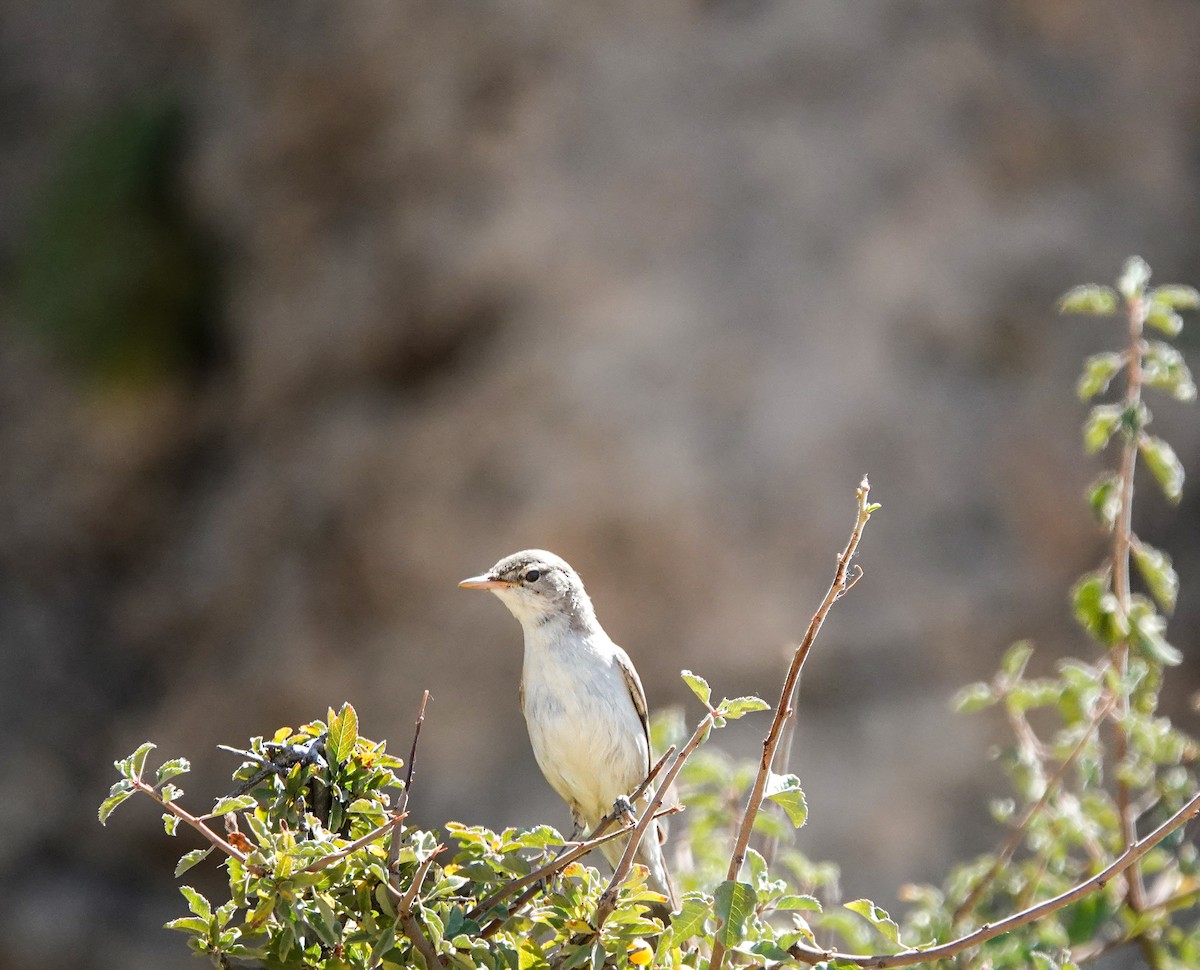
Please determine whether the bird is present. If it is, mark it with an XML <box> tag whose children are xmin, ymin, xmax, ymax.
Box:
<box><xmin>459</xmin><ymin>549</ymin><xmax>677</xmax><ymax>917</ymax></box>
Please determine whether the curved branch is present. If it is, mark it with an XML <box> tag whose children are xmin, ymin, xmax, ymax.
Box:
<box><xmin>790</xmin><ymin>788</ymin><xmax>1200</xmax><ymax>968</ymax></box>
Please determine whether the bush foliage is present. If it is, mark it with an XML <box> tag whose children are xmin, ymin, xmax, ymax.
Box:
<box><xmin>103</xmin><ymin>259</ymin><xmax>1199</xmax><ymax>969</ymax></box>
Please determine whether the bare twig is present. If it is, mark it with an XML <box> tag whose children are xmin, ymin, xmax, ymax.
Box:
<box><xmin>594</xmin><ymin>717</ymin><xmax>714</xmax><ymax>928</ymax></box>
<box><xmin>952</xmin><ymin>691</ymin><xmax>1116</xmax><ymax>923</ymax></box>
<box><xmin>132</xmin><ymin>777</ymin><xmax>251</xmax><ymax>864</ymax></box>
<box><xmin>788</xmin><ymin>787</ymin><xmax>1200</xmax><ymax>968</ymax></box>
<box><xmin>391</xmin><ymin>691</ymin><xmax>431</xmax><ymax>874</ymax></box>
<box><xmin>709</xmin><ymin>477</ymin><xmax>876</xmax><ymax>970</ymax></box>
<box><xmin>468</xmin><ymin>746</ymin><xmax>675</xmax><ymax>923</ymax></box>
<box><xmin>1111</xmin><ymin>290</ymin><xmax>1148</xmax><ymax>914</ymax></box>
<box><xmin>300</xmin><ymin>812</ymin><xmax>407</xmax><ymax>873</ymax></box>
<box><xmin>388</xmin><ymin>845</ymin><xmax>446</xmax><ymax>969</ymax></box>
<box><xmin>475</xmin><ymin>805</ymin><xmax>683</xmax><ymax>936</ymax></box>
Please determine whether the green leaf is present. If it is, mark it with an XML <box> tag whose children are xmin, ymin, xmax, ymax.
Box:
<box><xmin>1000</xmin><ymin>640</ymin><xmax>1034</xmax><ymax>680</ymax></box>
<box><xmin>1118</xmin><ymin>256</ymin><xmax>1151</xmax><ymax>300</ymax></box>
<box><xmin>953</xmin><ymin>682</ymin><xmax>995</xmax><ymax>713</ymax></box>
<box><xmin>1128</xmin><ymin>600</ymin><xmax>1182</xmax><ymax>666</ymax></box>
<box><xmin>1058</xmin><ymin>285</ymin><xmax>1118</xmax><ymax>316</ymax></box>
<box><xmin>1141</xmin><ymin>342</ymin><xmax>1196</xmax><ymax>402</ymax></box>
<box><xmin>844</xmin><ymin>898</ymin><xmax>902</xmax><ymax>947</ymax></box>
<box><xmin>1071</xmin><ymin>572</ymin><xmax>1127</xmax><ymax>646</ymax></box>
<box><xmin>1149</xmin><ymin>284</ymin><xmax>1200</xmax><ymax>311</ymax></box>
<box><xmin>1082</xmin><ymin>404</ymin><xmax>1122</xmax><ymax>454</ymax></box>
<box><xmin>159</xmin><ymin>782</ymin><xmax>183</xmax><ymax>803</ymax></box>
<box><xmin>713</xmin><ymin>880</ymin><xmax>756</xmax><ymax>948</ymax></box>
<box><xmin>175</xmin><ymin>847</ymin><xmax>214</xmax><ymax>877</ymax></box>
<box><xmin>210</xmin><ymin>794</ymin><xmax>257</xmax><ymax>817</ymax></box>
<box><xmin>1029</xmin><ymin>952</ymin><xmax>1059</xmax><ymax>970</ymax></box>
<box><xmin>764</xmin><ymin>772</ymin><xmax>808</xmax><ymax>827</ymax></box>
<box><xmin>1087</xmin><ymin>473</ymin><xmax>1121</xmax><ymax>531</ymax></box>
<box><xmin>179</xmin><ymin>885</ymin><xmax>212</xmax><ymax>922</ymax></box>
<box><xmin>162</xmin><ymin>812</ymin><xmax>179</xmax><ymax>836</ymax></box>
<box><xmin>1133</xmin><ymin>543</ymin><xmax>1178</xmax><ymax>613</ymax></box>
<box><xmin>717</xmin><ymin>696</ymin><xmax>770</xmax><ymax>720</ymax></box>
<box><xmin>1139</xmin><ymin>436</ymin><xmax>1184</xmax><ymax>502</ymax></box>
<box><xmin>164</xmin><ymin>916</ymin><xmax>210</xmax><ymax>935</ymax></box>
<box><xmin>774</xmin><ymin>893</ymin><xmax>822</xmax><ymax>912</ymax></box>
<box><xmin>670</xmin><ymin>891</ymin><xmax>713</xmax><ymax>942</ymax></box>
<box><xmin>126</xmin><ymin>744</ymin><xmax>156</xmax><ymax>782</ymax></box>
<box><xmin>327</xmin><ymin>702</ymin><xmax>359</xmax><ymax>764</ymax></box>
<box><xmin>155</xmin><ymin>758</ymin><xmax>191</xmax><ymax>786</ymax></box>
<box><xmin>1145</xmin><ymin>303</ymin><xmax>1183</xmax><ymax>338</ymax></box>
<box><xmin>680</xmin><ymin>670</ymin><xmax>712</xmax><ymax>707</ymax></box>
<box><xmin>98</xmin><ymin>782</ymin><xmax>134</xmax><ymax>825</ymax></box>
<box><xmin>1076</xmin><ymin>352</ymin><xmax>1125</xmax><ymax>400</ymax></box>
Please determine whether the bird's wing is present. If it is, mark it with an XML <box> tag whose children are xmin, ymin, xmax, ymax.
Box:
<box><xmin>615</xmin><ymin>647</ymin><xmax>652</xmax><ymax>774</ymax></box>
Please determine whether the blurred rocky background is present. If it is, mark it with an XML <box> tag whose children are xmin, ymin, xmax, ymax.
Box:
<box><xmin>2</xmin><ymin>1</ymin><xmax>1199</xmax><ymax>966</ymax></box>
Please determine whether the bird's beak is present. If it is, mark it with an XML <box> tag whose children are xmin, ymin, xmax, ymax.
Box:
<box><xmin>458</xmin><ymin>574</ymin><xmax>515</xmax><ymax>590</ymax></box>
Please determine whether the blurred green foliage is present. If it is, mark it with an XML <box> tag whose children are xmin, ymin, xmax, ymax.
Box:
<box><xmin>13</xmin><ymin>97</ymin><xmax>218</xmax><ymax>384</ymax></box>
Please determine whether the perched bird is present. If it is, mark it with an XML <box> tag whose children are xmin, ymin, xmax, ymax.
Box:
<box><xmin>459</xmin><ymin>549</ymin><xmax>677</xmax><ymax>915</ymax></box>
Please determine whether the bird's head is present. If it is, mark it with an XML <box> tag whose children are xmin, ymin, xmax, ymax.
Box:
<box><xmin>459</xmin><ymin>549</ymin><xmax>595</xmax><ymax>629</ymax></box>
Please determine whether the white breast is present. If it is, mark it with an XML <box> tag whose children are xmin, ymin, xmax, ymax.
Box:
<box><xmin>521</xmin><ymin>627</ymin><xmax>648</xmax><ymax>827</ymax></box>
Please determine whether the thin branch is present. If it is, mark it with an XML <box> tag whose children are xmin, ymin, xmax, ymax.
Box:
<box><xmin>388</xmin><ymin>846</ymin><xmax>446</xmax><ymax>969</ymax></box>
<box><xmin>391</xmin><ymin>690</ymin><xmax>431</xmax><ymax>874</ymax></box>
<box><xmin>594</xmin><ymin>716</ymin><xmax>714</xmax><ymax>928</ymax></box>
<box><xmin>709</xmin><ymin>477</ymin><xmax>876</xmax><ymax>970</ymax></box>
<box><xmin>788</xmin><ymin>787</ymin><xmax>1200</xmax><ymax>968</ymax></box>
<box><xmin>300</xmin><ymin>812</ymin><xmax>407</xmax><ymax>873</ymax></box>
<box><xmin>475</xmin><ymin>805</ymin><xmax>683</xmax><ymax>936</ymax></box>
<box><xmin>1111</xmin><ymin>290</ymin><xmax>1148</xmax><ymax>914</ymax></box>
<box><xmin>952</xmin><ymin>691</ymin><xmax>1116</xmax><ymax>923</ymax></box>
<box><xmin>132</xmin><ymin>778</ymin><xmax>250</xmax><ymax>864</ymax></box>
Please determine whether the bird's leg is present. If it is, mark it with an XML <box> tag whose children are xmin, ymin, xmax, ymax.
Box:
<box><xmin>610</xmin><ymin>794</ymin><xmax>637</xmax><ymax>827</ymax></box>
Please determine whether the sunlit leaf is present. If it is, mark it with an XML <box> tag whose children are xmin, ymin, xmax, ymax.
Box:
<box><xmin>764</xmin><ymin>772</ymin><xmax>808</xmax><ymax>827</ymax></box>
<box><xmin>1058</xmin><ymin>285</ymin><xmax>1118</xmax><ymax>316</ymax></box>
<box><xmin>1139</xmin><ymin>436</ymin><xmax>1184</xmax><ymax>503</ymax></box>
<box><xmin>1145</xmin><ymin>303</ymin><xmax>1183</xmax><ymax>338</ymax></box>
<box><xmin>717</xmin><ymin>696</ymin><xmax>770</xmax><ymax>720</ymax></box>
<box><xmin>844</xmin><ymin>898</ymin><xmax>902</xmax><ymax>947</ymax></box>
<box><xmin>1076</xmin><ymin>352</ymin><xmax>1124</xmax><ymax>400</ymax></box>
<box><xmin>1133</xmin><ymin>542</ymin><xmax>1178</xmax><ymax>613</ymax></box>
<box><xmin>1083</xmin><ymin>404</ymin><xmax>1122</xmax><ymax>454</ymax></box>
<box><xmin>713</xmin><ymin>880</ymin><xmax>756</xmax><ymax>948</ymax></box>
<box><xmin>175</xmin><ymin>847</ymin><xmax>214</xmax><ymax>877</ymax></box>
<box><xmin>1087</xmin><ymin>473</ymin><xmax>1121</xmax><ymax>531</ymax></box>
<box><xmin>210</xmin><ymin>794</ymin><xmax>258</xmax><ymax>817</ymax></box>
<box><xmin>681</xmin><ymin>670</ymin><xmax>712</xmax><ymax>707</ymax></box>
<box><xmin>1118</xmin><ymin>256</ymin><xmax>1151</xmax><ymax>300</ymax></box>
<box><xmin>1149</xmin><ymin>284</ymin><xmax>1200</xmax><ymax>311</ymax></box>
<box><xmin>327</xmin><ymin>702</ymin><xmax>359</xmax><ymax>765</ymax></box>
<box><xmin>98</xmin><ymin>782</ymin><xmax>134</xmax><ymax>825</ymax></box>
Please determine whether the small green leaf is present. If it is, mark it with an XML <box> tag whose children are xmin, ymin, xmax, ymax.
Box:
<box><xmin>1029</xmin><ymin>952</ymin><xmax>1059</xmax><ymax>970</ymax></box>
<box><xmin>1118</xmin><ymin>256</ymin><xmax>1152</xmax><ymax>300</ymax></box>
<box><xmin>1058</xmin><ymin>285</ymin><xmax>1118</xmax><ymax>316</ymax></box>
<box><xmin>123</xmin><ymin>742</ymin><xmax>156</xmax><ymax>781</ymax></box>
<box><xmin>1083</xmin><ymin>404</ymin><xmax>1122</xmax><ymax>454</ymax></box>
<box><xmin>1071</xmin><ymin>572</ymin><xmax>1127</xmax><ymax>646</ymax></box>
<box><xmin>159</xmin><ymin>782</ymin><xmax>183</xmax><ymax>803</ymax></box>
<box><xmin>327</xmin><ymin>702</ymin><xmax>359</xmax><ymax>764</ymax></box>
<box><xmin>1000</xmin><ymin>640</ymin><xmax>1034</xmax><ymax>680</ymax></box>
<box><xmin>98</xmin><ymin>782</ymin><xmax>134</xmax><ymax>825</ymax></box>
<box><xmin>1140</xmin><ymin>436</ymin><xmax>1184</xmax><ymax>502</ymax></box>
<box><xmin>717</xmin><ymin>696</ymin><xmax>770</xmax><ymax>720</ymax></box>
<box><xmin>175</xmin><ymin>847</ymin><xmax>214</xmax><ymax>877</ymax></box>
<box><xmin>179</xmin><ymin>885</ymin><xmax>212</xmax><ymax>922</ymax></box>
<box><xmin>1128</xmin><ymin>601</ymin><xmax>1182</xmax><ymax>666</ymax></box>
<box><xmin>1145</xmin><ymin>303</ymin><xmax>1183</xmax><ymax>338</ymax></box>
<box><xmin>1133</xmin><ymin>543</ymin><xmax>1178</xmax><ymax>613</ymax></box>
<box><xmin>164</xmin><ymin>916</ymin><xmax>210</xmax><ymax>935</ymax></box>
<box><xmin>713</xmin><ymin>880</ymin><xmax>756</xmax><ymax>947</ymax></box>
<box><xmin>1076</xmin><ymin>352</ymin><xmax>1124</xmax><ymax>400</ymax></box>
<box><xmin>1087</xmin><ymin>473</ymin><xmax>1122</xmax><ymax>531</ymax></box>
<box><xmin>953</xmin><ymin>682</ymin><xmax>995</xmax><ymax>714</ymax></box>
<box><xmin>1149</xmin><ymin>284</ymin><xmax>1200</xmax><ymax>311</ymax></box>
<box><xmin>162</xmin><ymin>812</ymin><xmax>179</xmax><ymax>836</ymax></box>
<box><xmin>1142</xmin><ymin>342</ymin><xmax>1196</xmax><ymax>402</ymax></box>
<box><xmin>764</xmin><ymin>772</ymin><xmax>808</xmax><ymax>827</ymax></box>
<box><xmin>844</xmin><ymin>898</ymin><xmax>902</xmax><ymax>947</ymax></box>
<box><xmin>210</xmin><ymin>794</ymin><xmax>257</xmax><ymax>817</ymax></box>
<box><xmin>155</xmin><ymin>758</ymin><xmax>191</xmax><ymax>786</ymax></box>
<box><xmin>680</xmin><ymin>670</ymin><xmax>712</xmax><ymax>707</ymax></box>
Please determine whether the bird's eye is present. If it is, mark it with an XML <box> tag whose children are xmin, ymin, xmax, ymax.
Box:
<box><xmin>524</xmin><ymin>569</ymin><xmax>540</xmax><ymax>582</ymax></box>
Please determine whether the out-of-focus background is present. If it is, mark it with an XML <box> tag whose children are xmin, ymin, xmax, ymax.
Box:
<box><xmin>2</xmin><ymin>2</ymin><xmax>1199</xmax><ymax>967</ymax></box>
